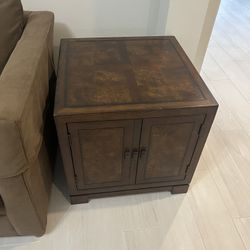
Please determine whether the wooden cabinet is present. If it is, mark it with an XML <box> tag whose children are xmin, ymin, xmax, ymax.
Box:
<box><xmin>67</xmin><ymin>115</ymin><xmax>205</xmax><ymax>193</ymax></box>
<box><xmin>54</xmin><ymin>36</ymin><xmax>218</xmax><ymax>204</ymax></box>
<box><xmin>62</xmin><ymin>113</ymin><xmax>210</xmax><ymax>203</ymax></box>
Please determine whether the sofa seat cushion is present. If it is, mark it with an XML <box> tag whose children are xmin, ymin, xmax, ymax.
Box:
<box><xmin>0</xmin><ymin>197</ymin><xmax>5</xmax><ymax>216</ymax></box>
<box><xmin>0</xmin><ymin>0</ymin><xmax>24</xmax><ymax>74</ymax></box>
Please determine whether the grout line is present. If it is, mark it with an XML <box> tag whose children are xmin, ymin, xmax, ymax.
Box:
<box><xmin>186</xmin><ymin>192</ymin><xmax>208</xmax><ymax>250</ymax></box>
<box><xmin>233</xmin><ymin>218</ymin><xmax>249</xmax><ymax>250</ymax></box>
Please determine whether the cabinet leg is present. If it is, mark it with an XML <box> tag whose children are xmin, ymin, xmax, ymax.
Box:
<box><xmin>70</xmin><ymin>195</ymin><xmax>89</xmax><ymax>204</ymax></box>
<box><xmin>171</xmin><ymin>184</ymin><xmax>189</xmax><ymax>194</ymax></box>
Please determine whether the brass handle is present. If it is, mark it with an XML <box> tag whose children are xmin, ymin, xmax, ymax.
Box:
<box><xmin>131</xmin><ymin>149</ymin><xmax>139</xmax><ymax>159</ymax></box>
<box><xmin>140</xmin><ymin>148</ymin><xmax>147</xmax><ymax>158</ymax></box>
<box><xmin>124</xmin><ymin>149</ymin><xmax>130</xmax><ymax>160</ymax></box>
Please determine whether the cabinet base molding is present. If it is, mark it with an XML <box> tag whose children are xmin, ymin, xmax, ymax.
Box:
<box><xmin>70</xmin><ymin>185</ymin><xmax>190</xmax><ymax>204</ymax></box>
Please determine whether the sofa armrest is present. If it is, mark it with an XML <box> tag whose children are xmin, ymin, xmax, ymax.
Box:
<box><xmin>23</xmin><ymin>11</ymin><xmax>32</xmax><ymax>25</ymax></box>
<box><xmin>0</xmin><ymin>141</ymin><xmax>52</xmax><ymax>236</ymax></box>
<box><xmin>0</xmin><ymin>11</ymin><xmax>54</xmax><ymax>178</ymax></box>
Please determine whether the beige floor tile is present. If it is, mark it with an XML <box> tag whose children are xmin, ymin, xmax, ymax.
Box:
<box><xmin>189</xmin><ymin>168</ymin><xmax>246</xmax><ymax>250</ymax></box>
<box><xmin>124</xmin><ymin>194</ymin><xmax>205</xmax><ymax>250</ymax></box>
<box><xmin>235</xmin><ymin>217</ymin><xmax>250</xmax><ymax>249</ymax></box>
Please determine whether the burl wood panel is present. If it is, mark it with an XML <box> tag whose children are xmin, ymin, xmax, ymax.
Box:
<box><xmin>136</xmin><ymin>115</ymin><xmax>204</xmax><ymax>184</ymax></box>
<box><xmin>68</xmin><ymin>120</ymin><xmax>136</xmax><ymax>189</ymax></box>
<box><xmin>55</xmin><ymin>37</ymin><xmax>215</xmax><ymax>117</ymax></box>
<box><xmin>78</xmin><ymin>128</ymin><xmax>124</xmax><ymax>184</ymax></box>
<box><xmin>65</xmin><ymin>39</ymin><xmax>204</xmax><ymax>106</ymax></box>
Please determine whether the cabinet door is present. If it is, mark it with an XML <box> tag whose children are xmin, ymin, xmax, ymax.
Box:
<box><xmin>68</xmin><ymin>120</ymin><xmax>139</xmax><ymax>190</ymax></box>
<box><xmin>136</xmin><ymin>115</ymin><xmax>204</xmax><ymax>184</ymax></box>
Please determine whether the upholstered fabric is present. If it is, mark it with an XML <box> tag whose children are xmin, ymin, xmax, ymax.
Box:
<box><xmin>0</xmin><ymin>0</ymin><xmax>24</xmax><ymax>74</ymax></box>
<box><xmin>0</xmin><ymin>141</ymin><xmax>52</xmax><ymax>236</ymax></box>
<box><xmin>0</xmin><ymin>216</ymin><xmax>16</xmax><ymax>237</ymax></box>
<box><xmin>0</xmin><ymin>11</ymin><xmax>54</xmax><ymax>178</ymax></box>
<box><xmin>0</xmin><ymin>11</ymin><xmax>55</xmax><ymax>237</ymax></box>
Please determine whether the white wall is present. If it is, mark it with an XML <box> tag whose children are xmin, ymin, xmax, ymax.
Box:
<box><xmin>21</xmin><ymin>0</ymin><xmax>169</xmax><ymax>44</ymax></box>
<box><xmin>21</xmin><ymin>0</ymin><xmax>220</xmax><ymax>70</ymax></box>
<box><xmin>166</xmin><ymin>0</ymin><xmax>220</xmax><ymax>71</ymax></box>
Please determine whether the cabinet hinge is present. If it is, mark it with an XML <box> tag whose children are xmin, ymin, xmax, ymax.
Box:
<box><xmin>198</xmin><ymin>121</ymin><xmax>205</xmax><ymax>135</ymax></box>
<box><xmin>74</xmin><ymin>174</ymin><xmax>78</xmax><ymax>186</ymax></box>
<box><xmin>185</xmin><ymin>120</ymin><xmax>206</xmax><ymax>177</ymax></box>
<box><xmin>68</xmin><ymin>133</ymin><xmax>72</xmax><ymax>146</ymax></box>
<box><xmin>185</xmin><ymin>163</ymin><xmax>190</xmax><ymax>173</ymax></box>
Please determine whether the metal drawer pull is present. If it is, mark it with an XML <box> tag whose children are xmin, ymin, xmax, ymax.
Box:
<box><xmin>124</xmin><ymin>149</ymin><xmax>130</xmax><ymax>159</ymax></box>
<box><xmin>132</xmin><ymin>149</ymin><xmax>139</xmax><ymax>159</ymax></box>
<box><xmin>140</xmin><ymin>148</ymin><xmax>147</xmax><ymax>158</ymax></box>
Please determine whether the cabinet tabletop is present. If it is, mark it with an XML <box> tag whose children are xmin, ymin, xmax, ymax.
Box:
<box><xmin>55</xmin><ymin>36</ymin><xmax>217</xmax><ymax>116</ymax></box>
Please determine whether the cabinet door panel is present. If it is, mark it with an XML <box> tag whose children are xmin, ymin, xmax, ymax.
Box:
<box><xmin>68</xmin><ymin>120</ymin><xmax>139</xmax><ymax>190</ymax></box>
<box><xmin>136</xmin><ymin>115</ymin><xmax>204</xmax><ymax>184</ymax></box>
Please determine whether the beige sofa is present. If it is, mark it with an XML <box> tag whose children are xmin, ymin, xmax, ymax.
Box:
<box><xmin>0</xmin><ymin>11</ymin><xmax>55</xmax><ymax>237</ymax></box>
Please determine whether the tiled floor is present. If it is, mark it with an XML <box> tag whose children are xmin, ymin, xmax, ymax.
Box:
<box><xmin>2</xmin><ymin>0</ymin><xmax>250</xmax><ymax>249</ymax></box>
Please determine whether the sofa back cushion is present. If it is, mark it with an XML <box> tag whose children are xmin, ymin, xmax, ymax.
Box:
<box><xmin>0</xmin><ymin>0</ymin><xmax>24</xmax><ymax>74</ymax></box>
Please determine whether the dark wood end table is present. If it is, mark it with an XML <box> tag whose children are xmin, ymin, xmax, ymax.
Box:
<box><xmin>54</xmin><ymin>36</ymin><xmax>218</xmax><ymax>204</ymax></box>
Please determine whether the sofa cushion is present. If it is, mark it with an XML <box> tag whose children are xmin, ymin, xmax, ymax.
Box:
<box><xmin>0</xmin><ymin>0</ymin><xmax>24</xmax><ymax>74</ymax></box>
